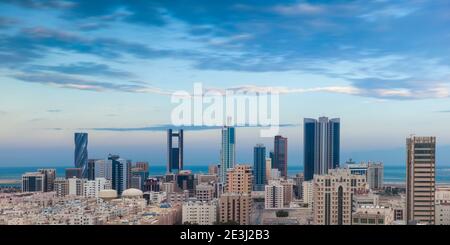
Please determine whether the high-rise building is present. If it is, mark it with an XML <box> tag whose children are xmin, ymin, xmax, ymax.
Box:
<box><xmin>21</xmin><ymin>172</ymin><xmax>45</xmax><ymax>192</ymax></box>
<box><xmin>253</xmin><ymin>144</ymin><xmax>266</xmax><ymax>191</ymax></box>
<box><xmin>68</xmin><ymin>177</ymin><xmax>84</xmax><ymax>196</ymax></box>
<box><xmin>345</xmin><ymin>161</ymin><xmax>384</xmax><ymax>190</ymax></box>
<box><xmin>54</xmin><ymin>178</ymin><xmax>68</xmax><ymax>197</ymax></box>
<box><xmin>406</xmin><ymin>136</ymin><xmax>436</xmax><ymax>225</ymax></box>
<box><xmin>135</xmin><ymin>161</ymin><xmax>149</xmax><ymax>172</ymax></box>
<box><xmin>65</xmin><ymin>168</ymin><xmax>82</xmax><ymax>179</ymax></box>
<box><xmin>131</xmin><ymin>166</ymin><xmax>149</xmax><ymax>190</ymax></box>
<box><xmin>273</xmin><ymin>135</ymin><xmax>288</xmax><ymax>178</ymax></box>
<box><xmin>220</xmin><ymin>126</ymin><xmax>236</xmax><ymax>183</ymax></box>
<box><xmin>143</xmin><ymin>178</ymin><xmax>160</xmax><ymax>192</ymax></box>
<box><xmin>302</xmin><ymin>180</ymin><xmax>313</xmax><ymax>207</ymax></box>
<box><xmin>195</xmin><ymin>183</ymin><xmax>215</xmax><ymax>202</ymax></box>
<box><xmin>167</xmin><ymin>129</ymin><xmax>183</xmax><ymax>173</ymax></box>
<box><xmin>219</xmin><ymin>193</ymin><xmax>251</xmax><ymax>225</ymax></box>
<box><xmin>109</xmin><ymin>154</ymin><xmax>129</xmax><ymax>195</ymax></box>
<box><xmin>94</xmin><ymin>159</ymin><xmax>112</xmax><ymax>180</ymax></box>
<box><xmin>265</xmin><ymin>180</ymin><xmax>284</xmax><ymax>209</ymax></box>
<box><xmin>367</xmin><ymin>162</ymin><xmax>384</xmax><ymax>190</ymax></box>
<box><xmin>83</xmin><ymin>178</ymin><xmax>110</xmax><ymax>198</ymax></box>
<box><xmin>293</xmin><ymin>173</ymin><xmax>304</xmax><ymax>199</ymax></box>
<box><xmin>281</xmin><ymin>179</ymin><xmax>294</xmax><ymax>206</ymax></box>
<box><xmin>176</xmin><ymin>170</ymin><xmax>195</xmax><ymax>194</ymax></box>
<box><xmin>74</xmin><ymin>132</ymin><xmax>88</xmax><ymax>177</ymax></box>
<box><xmin>38</xmin><ymin>168</ymin><xmax>56</xmax><ymax>192</ymax></box>
<box><xmin>304</xmin><ymin>117</ymin><xmax>340</xmax><ymax>181</ymax></box>
<box><xmin>226</xmin><ymin>165</ymin><xmax>252</xmax><ymax>194</ymax></box>
<box><xmin>313</xmin><ymin>169</ymin><xmax>367</xmax><ymax>225</ymax></box>
<box><xmin>87</xmin><ymin>159</ymin><xmax>96</xmax><ymax>180</ymax></box>
<box><xmin>265</xmin><ymin>158</ymin><xmax>272</xmax><ymax>183</ymax></box>
<box><xmin>182</xmin><ymin>201</ymin><xmax>218</xmax><ymax>225</ymax></box>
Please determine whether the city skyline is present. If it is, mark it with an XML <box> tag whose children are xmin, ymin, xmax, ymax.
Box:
<box><xmin>1</xmin><ymin>0</ymin><xmax>450</xmax><ymax>167</ymax></box>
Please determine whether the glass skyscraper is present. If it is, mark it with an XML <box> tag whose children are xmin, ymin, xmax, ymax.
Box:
<box><xmin>273</xmin><ymin>135</ymin><xmax>288</xmax><ymax>178</ymax></box>
<box><xmin>304</xmin><ymin>117</ymin><xmax>340</xmax><ymax>181</ymax></box>
<box><xmin>74</xmin><ymin>132</ymin><xmax>88</xmax><ymax>178</ymax></box>
<box><xmin>109</xmin><ymin>154</ymin><xmax>128</xmax><ymax>195</ymax></box>
<box><xmin>253</xmin><ymin>144</ymin><xmax>266</xmax><ymax>191</ymax></box>
<box><xmin>220</xmin><ymin>126</ymin><xmax>235</xmax><ymax>183</ymax></box>
<box><xmin>167</xmin><ymin>129</ymin><xmax>183</xmax><ymax>173</ymax></box>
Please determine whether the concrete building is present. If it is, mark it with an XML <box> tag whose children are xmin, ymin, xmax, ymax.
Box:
<box><xmin>436</xmin><ymin>203</ymin><xmax>450</xmax><ymax>225</ymax></box>
<box><xmin>352</xmin><ymin>206</ymin><xmax>395</xmax><ymax>225</ymax></box>
<box><xmin>182</xmin><ymin>201</ymin><xmax>217</xmax><ymax>225</ymax></box>
<box><xmin>281</xmin><ymin>179</ymin><xmax>294</xmax><ymax>206</ymax></box>
<box><xmin>265</xmin><ymin>158</ymin><xmax>272</xmax><ymax>183</ymax></box>
<box><xmin>195</xmin><ymin>183</ymin><xmax>215</xmax><ymax>202</ymax></box>
<box><xmin>54</xmin><ymin>178</ymin><xmax>68</xmax><ymax>197</ymax></box>
<box><xmin>313</xmin><ymin>169</ymin><xmax>367</xmax><ymax>225</ymax></box>
<box><xmin>37</xmin><ymin>169</ymin><xmax>56</xmax><ymax>192</ymax></box>
<box><xmin>219</xmin><ymin>193</ymin><xmax>251</xmax><ymax>225</ymax></box>
<box><xmin>220</xmin><ymin>126</ymin><xmax>235</xmax><ymax>183</ymax></box>
<box><xmin>406</xmin><ymin>136</ymin><xmax>436</xmax><ymax>225</ymax></box>
<box><xmin>68</xmin><ymin>177</ymin><xmax>84</xmax><ymax>196</ymax></box>
<box><xmin>302</xmin><ymin>181</ymin><xmax>313</xmax><ymax>208</ymax></box>
<box><xmin>436</xmin><ymin>186</ymin><xmax>450</xmax><ymax>204</ymax></box>
<box><xmin>94</xmin><ymin>159</ymin><xmax>112</xmax><ymax>180</ymax></box>
<box><xmin>265</xmin><ymin>180</ymin><xmax>284</xmax><ymax>209</ymax></box>
<box><xmin>226</xmin><ymin>165</ymin><xmax>252</xmax><ymax>194</ymax></box>
<box><xmin>367</xmin><ymin>162</ymin><xmax>384</xmax><ymax>190</ymax></box>
<box><xmin>83</xmin><ymin>178</ymin><xmax>110</xmax><ymax>198</ymax></box>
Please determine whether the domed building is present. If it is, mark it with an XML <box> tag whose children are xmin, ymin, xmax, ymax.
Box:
<box><xmin>98</xmin><ymin>189</ymin><xmax>118</xmax><ymax>201</ymax></box>
<box><xmin>122</xmin><ymin>188</ymin><xmax>144</xmax><ymax>199</ymax></box>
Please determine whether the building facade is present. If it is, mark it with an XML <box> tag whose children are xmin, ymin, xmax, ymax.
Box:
<box><xmin>182</xmin><ymin>201</ymin><xmax>217</xmax><ymax>225</ymax></box>
<box><xmin>273</xmin><ymin>135</ymin><xmax>288</xmax><ymax>178</ymax></box>
<box><xmin>313</xmin><ymin>169</ymin><xmax>367</xmax><ymax>225</ymax></box>
<box><xmin>220</xmin><ymin>126</ymin><xmax>236</xmax><ymax>183</ymax></box>
<box><xmin>304</xmin><ymin>117</ymin><xmax>340</xmax><ymax>181</ymax></box>
<box><xmin>167</xmin><ymin>129</ymin><xmax>184</xmax><ymax>173</ymax></box>
<box><xmin>74</xmin><ymin>132</ymin><xmax>88</xmax><ymax>178</ymax></box>
<box><xmin>406</xmin><ymin>136</ymin><xmax>436</xmax><ymax>225</ymax></box>
<box><xmin>226</xmin><ymin>165</ymin><xmax>252</xmax><ymax>194</ymax></box>
<box><xmin>253</xmin><ymin>144</ymin><xmax>266</xmax><ymax>191</ymax></box>
<box><xmin>219</xmin><ymin>193</ymin><xmax>251</xmax><ymax>225</ymax></box>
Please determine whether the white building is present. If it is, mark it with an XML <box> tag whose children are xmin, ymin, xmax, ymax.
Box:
<box><xmin>436</xmin><ymin>203</ymin><xmax>450</xmax><ymax>225</ymax></box>
<box><xmin>195</xmin><ymin>183</ymin><xmax>215</xmax><ymax>202</ymax></box>
<box><xmin>265</xmin><ymin>180</ymin><xmax>284</xmax><ymax>209</ymax></box>
<box><xmin>182</xmin><ymin>201</ymin><xmax>217</xmax><ymax>225</ymax></box>
<box><xmin>68</xmin><ymin>177</ymin><xmax>84</xmax><ymax>196</ymax></box>
<box><xmin>270</xmin><ymin>169</ymin><xmax>281</xmax><ymax>180</ymax></box>
<box><xmin>147</xmin><ymin>191</ymin><xmax>167</xmax><ymax>204</ymax></box>
<box><xmin>83</xmin><ymin>178</ymin><xmax>111</xmax><ymax>198</ymax></box>
<box><xmin>302</xmin><ymin>181</ymin><xmax>313</xmax><ymax>208</ymax></box>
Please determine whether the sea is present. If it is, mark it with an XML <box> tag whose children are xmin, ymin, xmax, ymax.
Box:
<box><xmin>1</xmin><ymin>165</ymin><xmax>450</xmax><ymax>187</ymax></box>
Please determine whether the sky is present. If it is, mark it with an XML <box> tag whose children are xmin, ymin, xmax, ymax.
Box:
<box><xmin>0</xmin><ymin>0</ymin><xmax>450</xmax><ymax>167</ymax></box>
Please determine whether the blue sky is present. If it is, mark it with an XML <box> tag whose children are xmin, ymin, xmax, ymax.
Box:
<box><xmin>1</xmin><ymin>0</ymin><xmax>450</xmax><ymax>167</ymax></box>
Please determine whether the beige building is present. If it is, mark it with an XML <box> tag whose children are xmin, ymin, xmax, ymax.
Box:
<box><xmin>226</xmin><ymin>165</ymin><xmax>252</xmax><ymax>194</ymax></box>
<box><xmin>265</xmin><ymin>180</ymin><xmax>284</xmax><ymax>209</ymax></box>
<box><xmin>281</xmin><ymin>179</ymin><xmax>294</xmax><ymax>206</ymax></box>
<box><xmin>219</xmin><ymin>193</ymin><xmax>251</xmax><ymax>225</ymax></box>
<box><xmin>182</xmin><ymin>201</ymin><xmax>217</xmax><ymax>225</ymax></box>
<box><xmin>436</xmin><ymin>186</ymin><xmax>450</xmax><ymax>204</ymax></box>
<box><xmin>352</xmin><ymin>206</ymin><xmax>395</xmax><ymax>225</ymax></box>
<box><xmin>436</xmin><ymin>203</ymin><xmax>450</xmax><ymax>225</ymax></box>
<box><xmin>302</xmin><ymin>180</ymin><xmax>313</xmax><ymax>207</ymax></box>
<box><xmin>406</xmin><ymin>136</ymin><xmax>436</xmax><ymax>225</ymax></box>
<box><xmin>313</xmin><ymin>169</ymin><xmax>367</xmax><ymax>225</ymax></box>
<box><xmin>195</xmin><ymin>183</ymin><xmax>215</xmax><ymax>202</ymax></box>
<box><xmin>265</xmin><ymin>158</ymin><xmax>272</xmax><ymax>182</ymax></box>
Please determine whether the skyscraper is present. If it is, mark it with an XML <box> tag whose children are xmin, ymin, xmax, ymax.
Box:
<box><xmin>65</xmin><ymin>168</ymin><xmax>82</xmax><ymax>179</ymax></box>
<box><xmin>226</xmin><ymin>165</ymin><xmax>252</xmax><ymax>194</ymax></box>
<box><xmin>220</xmin><ymin>126</ymin><xmax>235</xmax><ymax>183</ymax></box>
<box><xmin>167</xmin><ymin>129</ymin><xmax>183</xmax><ymax>173</ymax></box>
<box><xmin>406</xmin><ymin>136</ymin><xmax>436</xmax><ymax>225</ymax></box>
<box><xmin>253</xmin><ymin>144</ymin><xmax>266</xmax><ymax>191</ymax></box>
<box><xmin>74</xmin><ymin>132</ymin><xmax>88</xmax><ymax>178</ymax></box>
<box><xmin>304</xmin><ymin>117</ymin><xmax>340</xmax><ymax>181</ymax></box>
<box><xmin>109</xmin><ymin>154</ymin><xmax>128</xmax><ymax>195</ymax></box>
<box><xmin>273</xmin><ymin>135</ymin><xmax>288</xmax><ymax>178</ymax></box>
<box><xmin>38</xmin><ymin>168</ymin><xmax>56</xmax><ymax>192</ymax></box>
<box><xmin>21</xmin><ymin>172</ymin><xmax>45</xmax><ymax>192</ymax></box>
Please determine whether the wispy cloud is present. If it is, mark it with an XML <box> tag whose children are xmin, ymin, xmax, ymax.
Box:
<box><xmin>273</xmin><ymin>3</ymin><xmax>326</xmax><ymax>15</ymax></box>
<box><xmin>27</xmin><ymin>62</ymin><xmax>134</xmax><ymax>78</ymax></box>
<box><xmin>359</xmin><ymin>6</ymin><xmax>418</xmax><ymax>22</ymax></box>
<box><xmin>47</xmin><ymin>109</ymin><xmax>62</xmax><ymax>113</ymax></box>
<box><xmin>11</xmin><ymin>73</ymin><xmax>172</xmax><ymax>94</ymax></box>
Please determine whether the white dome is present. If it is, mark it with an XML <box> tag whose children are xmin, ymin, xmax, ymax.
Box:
<box><xmin>122</xmin><ymin>188</ymin><xmax>143</xmax><ymax>198</ymax></box>
<box><xmin>98</xmin><ymin>189</ymin><xmax>118</xmax><ymax>199</ymax></box>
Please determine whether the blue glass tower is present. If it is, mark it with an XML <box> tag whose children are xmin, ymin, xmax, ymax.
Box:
<box><xmin>74</xmin><ymin>132</ymin><xmax>88</xmax><ymax>178</ymax></box>
<box><xmin>220</xmin><ymin>126</ymin><xmax>235</xmax><ymax>183</ymax></box>
<box><xmin>253</xmin><ymin>144</ymin><xmax>266</xmax><ymax>191</ymax></box>
<box><xmin>303</xmin><ymin>117</ymin><xmax>340</xmax><ymax>181</ymax></box>
<box><xmin>167</xmin><ymin>129</ymin><xmax>183</xmax><ymax>173</ymax></box>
